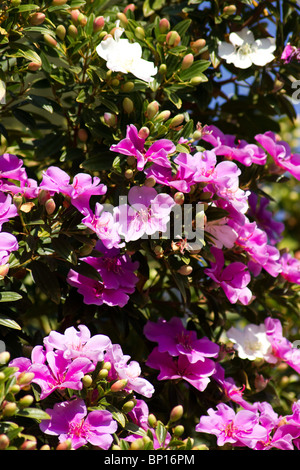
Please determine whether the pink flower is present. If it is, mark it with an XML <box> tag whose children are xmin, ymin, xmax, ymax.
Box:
<box><xmin>40</xmin><ymin>398</ymin><xmax>117</xmax><ymax>449</ymax></box>
<box><xmin>0</xmin><ymin>194</ymin><xmax>19</xmax><ymax>230</ymax></box>
<box><xmin>247</xmin><ymin>192</ymin><xmax>284</xmax><ymax>245</ymax></box>
<box><xmin>204</xmin><ymin>246</ymin><xmax>252</xmax><ymax>305</ymax></box>
<box><xmin>144</xmin><ymin>317</ymin><xmax>219</xmax><ymax>363</ymax></box>
<box><xmin>110</xmin><ymin>124</ymin><xmax>175</xmax><ymax>171</ymax></box>
<box><xmin>279</xmin><ymin>252</ymin><xmax>300</xmax><ymax>284</ymax></box>
<box><xmin>0</xmin><ymin>232</ymin><xmax>19</xmax><ymax>265</ymax></box>
<box><xmin>0</xmin><ymin>153</ymin><xmax>27</xmax><ymax>181</ymax></box>
<box><xmin>82</xmin><ymin>203</ymin><xmax>122</xmax><ymax>250</ymax></box>
<box><xmin>196</xmin><ymin>403</ymin><xmax>268</xmax><ymax>448</ymax></box>
<box><xmin>146</xmin><ymin>347</ymin><xmax>216</xmax><ymax>392</ymax></box>
<box><xmin>281</xmin><ymin>44</ymin><xmax>300</xmax><ymax>63</ymax></box>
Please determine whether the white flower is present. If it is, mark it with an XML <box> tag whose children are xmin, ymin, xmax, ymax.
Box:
<box><xmin>218</xmin><ymin>27</ymin><xmax>276</xmax><ymax>69</ymax></box>
<box><xmin>227</xmin><ymin>323</ymin><xmax>273</xmax><ymax>361</ymax></box>
<box><xmin>96</xmin><ymin>22</ymin><xmax>157</xmax><ymax>83</ymax></box>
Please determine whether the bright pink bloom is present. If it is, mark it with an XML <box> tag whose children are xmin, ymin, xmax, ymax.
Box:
<box><xmin>0</xmin><ymin>232</ymin><xmax>19</xmax><ymax>265</ymax></box>
<box><xmin>0</xmin><ymin>193</ymin><xmax>18</xmax><ymax>230</ymax></box>
<box><xmin>144</xmin><ymin>317</ymin><xmax>219</xmax><ymax>363</ymax></box>
<box><xmin>40</xmin><ymin>398</ymin><xmax>117</xmax><ymax>449</ymax></box>
<box><xmin>265</xmin><ymin>317</ymin><xmax>300</xmax><ymax>373</ymax></box>
<box><xmin>281</xmin><ymin>44</ymin><xmax>300</xmax><ymax>63</ymax></box>
<box><xmin>204</xmin><ymin>247</ymin><xmax>252</xmax><ymax>305</ymax></box>
<box><xmin>110</xmin><ymin>124</ymin><xmax>175</xmax><ymax>171</ymax></box>
<box><xmin>247</xmin><ymin>192</ymin><xmax>284</xmax><ymax>245</ymax></box>
<box><xmin>0</xmin><ymin>153</ymin><xmax>27</xmax><ymax>181</ymax></box>
<box><xmin>81</xmin><ymin>203</ymin><xmax>122</xmax><ymax>250</ymax></box>
<box><xmin>280</xmin><ymin>252</ymin><xmax>300</xmax><ymax>284</ymax></box>
<box><xmin>196</xmin><ymin>403</ymin><xmax>268</xmax><ymax>448</ymax></box>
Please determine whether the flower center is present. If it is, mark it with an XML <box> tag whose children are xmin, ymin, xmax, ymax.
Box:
<box><xmin>224</xmin><ymin>420</ymin><xmax>237</xmax><ymax>438</ymax></box>
<box><xmin>238</xmin><ymin>43</ymin><xmax>253</xmax><ymax>56</ymax></box>
<box><xmin>69</xmin><ymin>419</ymin><xmax>90</xmax><ymax>439</ymax></box>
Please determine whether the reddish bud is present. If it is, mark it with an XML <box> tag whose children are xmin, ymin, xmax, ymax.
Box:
<box><xmin>0</xmin><ymin>434</ymin><xmax>9</xmax><ymax>450</ymax></box>
<box><xmin>70</xmin><ymin>9</ymin><xmax>80</xmax><ymax>23</ymax></box>
<box><xmin>190</xmin><ymin>38</ymin><xmax>206</xmax><ymax>53</ymax></box>
<box><xmin>166</xmin><ymin>31</ymin><xmax>181</xmax><ymax>47</ymax></box>
<box><xmin>93</xmin><ymin>16</ymin><xmax>105</xmax><ymax>33</ymax></box>
<box><xmin>0</xmin><ymin>264</ymin><xmax>9</xmax><ymax>277</ymax></box>
<box><xmin>28</xmin><ymin>61</ymin><xmax>42</xmax><ymax>72</ymax></box>
<box><xmin>29</xmin><ymin>12</ymin><xmax>45</xmax><ymax>26</ymax></box>
<box><xmin>159</xmin><ymin>18</ymin><xmax>170</xmax><ymax>34</ymax></box>
<box><xmin>146</xmin><ymin>101</ymin><xmax>159</xmax><ymax>120</ymax></box>
<box><xmin>124</xmin><ymin>4</ymin><xmax>135</xmax><ymax>13</ymax></box>
<box><xmin>43</xmin><ymin>34</ymin><xmax>57</xmax><ymax>48</ymax></box>
<box><xmin>138</xmin><ymin>126</ymin><xmax>150</xmax><ymax>139</ymax></box>
<box><xmin>68</xmin><ymin>25</ymin><xmax>78</xmax><ymax>38</ymax></box>
<box><xmin>45</xmin><ymin>198</ymin><xmax>56</xmax><ymax>215</ymax></box>
<box><xmin>177</xmin><ymin>265</ymin><xmax>193</xmax><ymax>276</ymax></box>
<box><xmin>51</xmin><ymin>0</ymin><xmax>68</xmax><ymax>5</ymax></box>
<box><xmin>78</xmin><ymin>128</ymin><xmax>88</xmax><ymax>142</ymax></box>
<box><xmin>110</xmin><ymin>379</ymin><xmax>127</xmax><ymax>392</ymax></box>
<box><xmin>181</xmin><ymin>53</ymin><xmax>194</xmax><ymax>70</ymax></box>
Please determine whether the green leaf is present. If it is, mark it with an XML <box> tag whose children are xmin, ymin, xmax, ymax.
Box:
<box><xmin>0</xmin><ymin>314</ymin><xmax>21</xmax><ymax>330</ymax></box>
<box><xmin>16</xmin><ymin>408</ymin><xmax>50</xmax><ymax>421</ymax></box>
<box><xmin>155</xmin><ymin>421</ymin><xmax>167</xmax><ymax>445</ymax></box>
<box><xmin>0</xmin><ymin>292</ymin><xmax>23</xmax><ymax>303</ymax></box>
<box><xmin>30</xmin><ymin>261</ymin><xmax>61</xmax><ymax>305</ymax></box>
<box><xmin>179</xmin><ymin>60</ymin><xmax>211</xmax><ymax>81</ymax></box>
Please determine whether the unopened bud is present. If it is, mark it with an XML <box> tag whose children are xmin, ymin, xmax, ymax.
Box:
<box><xmin>124</xmin><ymin>169</ymin><xmax>134</xmax><ymax>180</ymax></box>
<box><xmin>190</xmin><ymin>38</ymin><xmax>206</xmax><ymax>53</ymax></box>
<box><xmin>78</xmin><ymin>128</ymin><xmax>88</xmax><ymax>142</ymax></box>
<box><xmin>56</xmin><ymin>439</ymin><xmax>72</xmax><ymax>450</ymax></box>
<box><xmin>223</xmin><ymin>5</ymin><xmax>237</xmax><ymax>15</ymax></box>
<box><xmin>173</xmin><ymin>425</ymin><xmax>184</xmax><ymax>437</ymax></box>
<box><xmin>28</xmin><ymin>61</ymin><xmax>42</xmax><ymax>72</ymax></box>
<box><xmin>13</xmin><ymin>194</ymin><xmax>23</xmax><ymax>209</ymax></box>
<box><xmin>130</xmin><ymin>438</ymin><xmax>144</xmax><ymax>450</ymax></box>
<box><xmin>51</xmin><ymin>0</ymin><xmax>67</xmax><ymax>5</ymax></box>
<box><xmin>104</xmin><ymin>112</ymin><xmax>117</xmax><ymax>127</ymax></box>
<box><xmin>124</xmin><ymin>4</ymin><xmax>135</xmax><ymax>13</ymax></box>
<box><xmin>43</xmin><ymin>34</ymin><xmax>57</xmax><ymax>48</ymax></box>
<box><xmin>0</xmin><ymin>351</ymin><xmax>10</xmax><ymax>364</ymax></box>
<box><xmin>170</xmin><ymin>114</ymin><xmax>185</xmax><ymax>128</ymax></box>
<box><xmin>138</xmin><ymin>126</ymin><xmax>150</xmax><ymax>139</ymax></box>
<box><xmin>155</xmin><ymin>110</ymin><xmax>171</xmax><ymax>122</ymax></box>
<box><xmin>111</xmin><ymin>78</ymin><xmax>120</xmax><ymax>87</ymax></box>
<box><xmin>102</xmin><ymin>361</ymin><xmax>112</xmax><ymax>371</ymax></box>
<box><xmin>0</xmin><ymin>372</ymin><xmax>5</xmax><ymax>381</ymax></box>
<box><xmin>56</xmin><ymin>24</ymin><xmax>66</xmax><ymax>40</ymax></box>
<box><xmin>148</xmin><ymin>413</ymin><xmax>157</xmax><ymax>428</ymax></box>
<box><xmin>159</xmin><ymin>18</ymin><xmax>170</xmax><ymax>34</ymax></box>
<box><xmin>146</xmin><ymin>101</ymin><xmax>159</xmax><ymax>120</ymax></box>
<box><xmin>3</xmin><ymin>402</ymin><xmax>17</xmax><ymax>417</ymax></box>
<box><xmin>9</xmin><ymin>384</ymin><xmax>21</xmax><ymax>394</ymax></box>
<box><xmin>82</xmin><ymin>375</ymin><xmax>93</xmax><ymax>388</ymax></box>
<box><xmin>174</xmin><ymin>192</ymin><xmax>185</xmax><ymax>205</ymax></box>
<box><xmin>40</xmin><ymin>444</ymin><xmax>51</xmax><ymax>450</ymax></box>
<box><xmin>158</xmin><ymin>63</ymin><xmax>167</xmax><ymax>75</ymax></box>
<box><xmin>170</xmin><ymin>405</ymin><xmax>184</xmax><ymax>422</ymax></box>
<box><xmin>17</xmin><ymin>372</ymin><xmax>35</xmax><ymax>386</ymax></box>
<box><xmin>68</xmin><ymin>25</ymin><xmax>78</xmax><ymax>38</ymax></box>
<box><xmin>93</xmin><ymin>16</ymin><xmax>105</xmax><ymax>33</ymax></box>
<box><xmin>0</xmin><ymin>264</ymin><xmax>9</xmax><ymax>278</ymax></box>
<box><xmin>77</xmin><ymin>13</ymin><xmax>87</xmax><ymax>27</ymax></box>
<box><xmin>166</xmin><ymin>31</ymin><xmax>181</xmax><ymax>47</ymax></box>
<box><xmin>0</xmin><ymin>434</ymin><xmax>9</xmax><ymax>450</ymax></box>
<box><xmin>123</xmin><ymin>97</ymin><xmax>134</xmax><ymax>114</ymax></box>
<box><xmin>111</xmin><ymin>444</ymin><xmax>121</xmax><ymax>450</ymax></box>
<box><xmin>190</xmin><ymin>76</ymin><xmax>204</xmax><ymax>86</ymax></box>
<box><xmin>122</xmin><ymin>81</ymin><xmax>135</xmax><ymax>92</ymax></box>
<box><xmin>144</xmin><ymin>176</ymin><xmax>156</xmax><ymax>188</ymax></box>
<box><xmin>45</xmin><ymin>198</ymin><xmax>56</xmax><ymax>215</ymax></box>
<box><xmin>70</xmin><ymin>9</ymin><xmax>80</xmax><ymax>23</ymax></box>
<box><xmin>116</xmin><ymin>12</ymin><xmax>128</xmax><ymax>26</ymax></box>
<box><xmin>98</xmin><ymin>368</ymin><xmax>108</xmax><ymax>379</ymax></box>
<box><xmin>193</xmin><ymin>444</ymin><xmax>209</xmax><ymax>450</ymax></box>
<box><xmin>127</xmin><ymin>155</ymin><xmax>136</xmax><ymax>167</ymax></box>
<box><xmin>177</xmin><ymin>265</ymin><xmax>193</xmax><ymax>275</ymax></box>
<box><xmin>18</xmin><ymin>395</ymin><xmax>34</xmax><ymax>408</ymax></box>
<box><xmin>110</xmin><ymin>379</ymin><xmax>127</xmax><ymax>392</ymax></box>
<box><xmin>29</xmin><ymin>12</ymin><xmax>45</xmax><ymax>26</ymax></box>
<box><xmin>181</xmin><ymin>53</ymin><xmax>194</xmax><ymax>70</ymax></box>
<box><xmin>122</xmin><ymin>400</ymin><xmax>136</xmax><ymax>413</ymax></box>
<box><xmin>135</xmin><ymin>26</ymin><xmax>145</xmax><ymax>40</ymax></box>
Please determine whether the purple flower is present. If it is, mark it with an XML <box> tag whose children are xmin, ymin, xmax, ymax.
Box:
<box><xmin>204</xmin><ymin>247</ymin><xmax>252</xmax><ymax>305</ymax></box>
<box><xmin>281</xmin><ymin>44</ymin><xmax>300</xmax><ymax>63</ymax></box>
<box><xmin>0</xmin><ymin>193</ymin><xmax>18</xmax><ymax>230</ymax></box>
<box><xmin>146</xmin><ymin>347</ymin><xmax>216</xmax><ymax>392</ymax></box>
<box><xmin>40</xmin><ymin>398</ymin><xmax>117</xmax><ymax>449</ymax></box>
<box><xmin>110</xmin><ymin>124</ymin><xmax>176</xmax><ymax>171</ymax></box>
<box><xmin>1</xmin><ymin>178</ymin><xmax>39</xmax><ymax>199</ymax></box>
<box><xmin>195</xmin><ymin>403</ymin><xmax>268</xmax><ymax>448</ymax></box>
<box><xmin>67</xmin><ymin>269</ymin><xmax>133</xmax><ymax>308</ymax></box>
<box><xmin>255</xmin><ymin>131</ymin><xmax>300</xmax><ymax>180</ymax></box>
<box><xmin>280</xmin><ymin>252</ymin><xmax>300</xmax><ymax>284</ymax></box>
<box><xmin>104</xmin><ymin>343</ymin><xmax>155</xmax><ymax>398</ymax></box>
<box><xmin>82</xmin><ymin>203</ymin><xmax>122</xmax><ymax>250</ymax></box>
<box><xmin>115</xmin><ymin>186</ymin><xmax>175</xmax><ymax>242</ymax></box>
<box><xmin>28</xmin><ymin>349</ymin><xmax>94</xmax><ymax>399</ymax></box>
<box><xmin>43</xmin><ymin>324</ymin><xmax>112</xmax><ymax>362</ymax></box>
<box><xmin>0</xmin><ymin>153</ymin><xmax>27</xmax><ymax>181</ymax></box>
<box><xmin>247</xmin><ymin>192</ymin><xmax>284</xmax><ymax>245</ymax></box>
<box><xmin>0</xmin><ymin>232</ymin><xmax>19</xmax><ymax>265</ymax></box>
<box><xmin>143</xmin><ymin>317</ymin><xmax>219</xmax><ymax>363</ymax></box>
<box><xmin>265</xmin><ymin>317</ymin><xmax>300</xmax><ymax>374</ymax></box>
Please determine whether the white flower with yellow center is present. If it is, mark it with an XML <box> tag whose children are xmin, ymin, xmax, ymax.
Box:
<box><xmin>227</xmin><ymin>323</ymin><xmax>273</xmax><ymax>361</ymax></box>
<box><xmin>96</xmin><ymin>22</ymin><xmax>157</xmax><ymax>83</ymax></box>
<box><xmin>218</xmin><ymin>27</ymin><xmax>276</xmax><ymax>69</ymax></box>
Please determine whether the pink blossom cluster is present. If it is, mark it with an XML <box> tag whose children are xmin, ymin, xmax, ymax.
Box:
<box><xmin>144</xmin><ymin>317</ymin><xmax>220</xmax><ymax>392</ymax></box>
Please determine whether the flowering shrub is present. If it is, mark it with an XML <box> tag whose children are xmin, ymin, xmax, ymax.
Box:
<box><xmin>0</xmin><ymin>0</ymin><xmax>300</xmax><ymax>452</ymax></box>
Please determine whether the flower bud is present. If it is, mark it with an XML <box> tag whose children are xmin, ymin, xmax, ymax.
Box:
<box><xmin>170</xmin><ymin>405</ymin><xmax>184</xmax><ymax>422</ymax></box>
<box><xmin>122</xmin><ymin>81</ymin><xmax>135</xmax><ymax>93</ymax></box>
<box><xmin>116</xmin><ymin>12</ymin><xmax>128</xmax><ymax>26</ymax></box>
<box><xmin>111</xmin><ymin>444</ymin><xmax>121</xmax><ymax>450</ymax></box>
<box><xmin>159</xmin><ymin>18</ymin><xmax>170</xmax><ymax>34</ymax></box>
<box><xmin>29</xmin><ymin>12</ymin><xmax>45</xmax><ymax>26</ymax></box>
<box><xmin>40</xmin><ymin>444</ymin><xmax>51</xmax><ymax>450</ymax></box>
<box><xmin>144</xmin><ymin>176</ymin><xmax>156</xmax><ymax>188</ymax></box>
<box><xmin>124</xmin><ymin>4</ymin><xmax>135</xmax><ymax>13</ymax></box>
<box><xmin>174</xmin><ymin>192</ymin><xmax>185</xmax><ymax>205</ymax></box>
<box><xmin>170</xmin><ymin>114</ymin><xmax>185</xmax><ymax>128</ymax></box>
<box><xmin>98</xmin><ymin>368</ymin><xmax>109</xmax><ymax>379</ymax></box>
<box><xmin>0</xmin><ymin>434</ymin><xmax>9</xmax><ymax>450</ymax></box>
<box><xmin>78</xmin><ymin>128</ymin><xmax>88</xmax><ymax>142</ymax></box>
<box><xmin>56</xmin><ymin>24</ymin><xmax>66</xmax><ymax>40</ymax></box>
<box><xmin>111</xmin><ymin>78</ymin><xmax>120</xmax><ymax>87</ymax></box>
<box><xmin>177</xmin><ymin>265</ymin><xmax>193</xmax><ymax>275</ymax></box>
<box><xmin>11</xmin><ymin>0</ymin><xmax>22</xmax><ymax>4</ymax></box>
<box><xmin>104</xmin><ymin>112</ymin><xmax>117</xmax><ymax>128</ymax></box>
<box><xmin>43</xmin><ymin>34</ymin><xmax>57</xmax><ymax>48</ymax></box>
<box><xmin>173</xmin><ymin>425</ymin><xmax>184</xmax><ymax>437</ymax></box>
<box><xmin>0</xmin><ymin>372</ymin><xmax>5</xmax><ymax>381</ymax></box>
<box><xmin>56</xmin><ymin>439</ymin><xmax>72</xmax><ymax>450</ymax></box>
<box><xmin>18</xmin><ymin>395</ymin><xmax>34</xmax><ymax>408</ymax></box>
<box><xmin>82</xmin><ymin>375</ymin><xmax>93</xmax><ymax>388</ymax></box>
<box><xmin>0</xmin><ymin>351</ymin><xmax>10</xmax><ymax>364</ymax></box>
<box><xmin>181</xmin><ymin>53</ymin><xmax>194</xmax><ymax>70</ymax></box>
<box><xmin>148</xmin><ymin>413</ymin><xmax>157</xmax><ymax>428</ymax></box>
<box><xmin>28</xmin><ymin>61</ymin><xmax>42</xmax><ymax>72</ymax></box>
<box><xmin>0</xmin><ymin>264</ymin><xmax>9</xmax><ymax>278</ymax></box>
<box><xmin>68</xmin><ymin>25</ymin><xmax>78</xmax><ymax>38</ymax></box>
<box><xmin>45</xmin><ymin>198</ymin><xmax>56</xmax><ymax>215</ymax></box>
<box><xmin>166</xmin><ymin>31</ymin><xmax>181</xmax><ymax>47</ymax></box>
<box><xmin>135</xmin><ymin>26</ymin><xmax>145</xmax><ymax>40</ymax></box>
<box><xmin>102</xmin><ymin>361</ymin><xmax>112</xmax><ymax>371</ymax></box>
<box><xmin>3</xmin><ymin>402</ymin><xmax>17</xmax><ymax>417</ymax></box>
<box><xmin>123</xmin><ymin>97</ymin><xmax>134</xmax><ymax>114</ymax></box>
<box><xmin>124</xmin><ymin>169</ymin><xmax>134</xmax><ymax>180</ymax></box>
<box><xmin>130</xmin><ymin>438</ymin><xmax>144</xmax><ymax>450</ymax></box>
<box><xmin>77</xmin><ymin>13</ymin><xmax>87</xmax><ymax>27</ymax></box>
<box><xmin>190</xmin><ymin>38</ymin><xmax>206</xmax><ymax>53</ymax></box>
<box><xmin>122</xmin><ymin>400</ymin><xmax>136</xmax><ymax>414</ymax></box>
<box><xmin>9</xmin><ymin>384</ymin><xmax>21</xmax><ymax>394</ymax></box>
<box><xmin>193</xmin><ymin>444</ymin><xmax>209</xmax><ymax>450</ymax></box>
<box><xmin>146</xmin><ymin>101</ymin><xmax>159</xmax><ymax>120</ymax></box>
<box><xmin>93</xmin><ymin>16</ymin><xmax>105</xmax><ymax>33</ymax></box>
<box><xmin>190</xmin><ymin>76</ymin><xmax>204</xmax><ymax>86</ymax></box>
<box><xmin>110</xmin><ymin>379</ymin><xmax>127</xmax><ymax>392</ymax></box>
<box><xmin>155</xmin><ymin>110</ymin><xmax>171</xmax><ymax>122</ymax></box>
<box><xmin>17</xmin><ymin>371</ymin><xmax>35</xmax><ymax>386</ymax></box>
<box><xmin>70</xmin><ymin>9</ymin><xmax>80</xmax><ymax>23</ymax></box>
<box><xmin>138</xmin><ymin>126</ymin><xmax>150</xmax><ymax>139</ymax></box>
<box><xmin>223</xmin><ymin>5</ymin><xmax>237</xmax><ymax>15</ymax></box>
<box><xmin>51</xmin><ymin>0</ymin><xmax>67</xmax><ymax>5</ymax></box>
<box><xmin>158</xmin><ymin>63</ymin><xmax>167</xmax><ymax>75</ymax></box>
